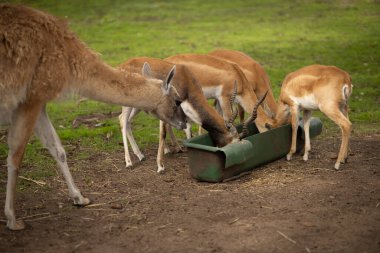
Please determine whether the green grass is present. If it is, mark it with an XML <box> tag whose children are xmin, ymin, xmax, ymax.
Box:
<box><xmin>0</xmin><ymin>0</ymin><xmax>379</xmax><ymax>191</ymax></box>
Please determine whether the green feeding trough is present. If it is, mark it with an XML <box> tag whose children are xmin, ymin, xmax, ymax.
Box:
<box><xmin>183</xmin><ymin>117</ymin><xmax>323</xmax><ymax>183</ymax></box>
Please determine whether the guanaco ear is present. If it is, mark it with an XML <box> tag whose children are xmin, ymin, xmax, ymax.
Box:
<box><xmin>142</xmin><ymin>62</ymin><xmax>152</xmax><ymax>77</ymax></box>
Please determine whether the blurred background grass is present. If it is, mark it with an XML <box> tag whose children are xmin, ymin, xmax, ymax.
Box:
<box><xmin>0</xmin><ymin>0</ymin><xmax>379</xmax><ymax>189</ymax></box>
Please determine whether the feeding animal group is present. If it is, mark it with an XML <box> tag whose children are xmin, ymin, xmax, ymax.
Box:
<box><xmin>0</xmin><ymin>4</ymin><xmax>352</xmax><ymax>230</ymax></box>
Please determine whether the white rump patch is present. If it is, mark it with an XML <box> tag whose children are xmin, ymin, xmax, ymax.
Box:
<box><xmin>180</xmin><ymin>100</ymin><xmax>202</xmax><ymax>125</ymax></box>
<box><xmin>342</xmin><ymin>84</ymin><xmax>352</xmax><ymax>100</ymax></box>
<box><xmin>290</xmin><ymin>94</ymin><xmax>319</xmax><ymax>110</ymax></box>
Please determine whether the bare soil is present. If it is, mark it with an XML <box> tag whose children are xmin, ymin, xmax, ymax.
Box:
<box><xmin>0</xmin><ymin>135</ymin><xmax>379</xmax><ymax>253</ymax></box>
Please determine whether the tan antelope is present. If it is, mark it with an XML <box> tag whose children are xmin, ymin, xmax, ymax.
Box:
<box><xmin>267</xmin><ymin>65</ymin><xmax>352</xmax><ymax>170</ymax></box>
<box><xmin>208</xmin><ymin>49</ymin><xmax>278</xmax><ymax>119</ymax></box>
<box><xmin>0</xmin><ymin>4</ymin><xmax>187</xmax><ymax>230</ymax></box>
<box><xmin>165</xmin><ymin>54</ymin><xmax>274</xmax><ymax>133</ymax></box>
<box><xmin>118</xmin><ymin>57</ymin><xmax>267</xmax><ymax>173</ymax></box>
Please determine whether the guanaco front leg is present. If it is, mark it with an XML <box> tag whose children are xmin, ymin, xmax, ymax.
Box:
<box><xmin>34</xmin><ymin>107</ymin><xmax>90</xmax><ymax>206</ymax></box>
<box><xmin>5</xmin><ymin>102</ymin><xmax>43</xmax><ymax>230</ymax></box>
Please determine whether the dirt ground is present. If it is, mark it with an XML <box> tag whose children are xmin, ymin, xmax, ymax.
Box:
<box><xmin>0</xmin><ymin>135</ymin><xmax>379</xmax><ymax>253</ymax></box>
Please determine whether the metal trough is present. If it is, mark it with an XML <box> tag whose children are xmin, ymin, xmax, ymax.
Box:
<box><xmin>183</xmin><ymin>117</ymin><xmax>323</xmax><ymax>182</ymax></box>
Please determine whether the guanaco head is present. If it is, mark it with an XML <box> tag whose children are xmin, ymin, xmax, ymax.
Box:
<box><xmin>225</xmin><ymin>81</ymin><xmax>269</xmax><ymax>141</ymax></box>
<box><xmin>142</xmin><ymin>63</ymin><xmax>187</xmax><ymax>130</ymax></box>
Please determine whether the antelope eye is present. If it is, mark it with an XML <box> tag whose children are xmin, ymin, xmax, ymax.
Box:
<box><xmin>175</xmin><ymin>100</ymin><xmax>182</xmax><ymax>107</ymax></box>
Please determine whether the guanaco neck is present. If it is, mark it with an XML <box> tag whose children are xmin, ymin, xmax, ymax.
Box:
<box><xmin>70</xmin><ymin>52</ymin><xmax>165</xmax><ymax>111</ymax></box>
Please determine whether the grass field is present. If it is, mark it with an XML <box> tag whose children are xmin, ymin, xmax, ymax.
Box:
<box><xmin>0</xmin><ymin>0</ymin><xmax>379</xmax><ymax>189</ymax></box>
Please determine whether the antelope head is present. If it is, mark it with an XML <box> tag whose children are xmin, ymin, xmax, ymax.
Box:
<box><xmin>225</xmin><ymin>81</ymin><xmax>269</xmax><ymax>141</ymax></box>
<box><xmin>142</xmin><ymin>62</ymin><xmax>187</xmax><ymax>130</ymax></box>
<box><xmin>264</xmin><ymin>101</ymin><xmax>291</xmax><ymax>130</ymax></box>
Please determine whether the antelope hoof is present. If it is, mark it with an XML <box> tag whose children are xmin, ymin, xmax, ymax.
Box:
<box><xmin>303</xmin><ymin>154</ymin><xmax>309</xmax><ymax>161</ymax></box>
<box><xmin>125</xmin><ymin>158</ymin><xmax>133</xmax><ymax>168</ymax></box>
<box><xmin>137</xmin><ymin>154</ymin><xmax>145</xmax><ymax>162</ymax></box>
<box><xmin>7</xmin><ymin>219</ymin><xmax>26</xmax><ymax>231</ymax></box>
<box><xmin>157</xmin><ymin>166</ymin><xmax>165</xmax><ymax>174</ymax></box>
<box><xmin>73</xmin><ymin>196</ymin><xmax>91</xmax><ymax>206</ymax></box>
<box><xmin>164</xmin><ymin>147</ymin><xmax>171</xmax><ymax>155</ymax></box>
<box><xmin>173</xmin><ymin>146</ymin><xmax>184</xmax><ymax>153</ymax></box>
<box><xmin>286</xmin><ymin>153</ymin><xmax>292</xmax><ymax>161</ymax></box>
<box><xmin>334</xmin><ymin>162</ymin><xmax>340</xmax><ymax>170</ymax></box>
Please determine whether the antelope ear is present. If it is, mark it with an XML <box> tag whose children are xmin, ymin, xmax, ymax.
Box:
<box><xmin>142</xmin><ymin>62</ymin><xmax>152</xmax><ymax>77</ymax></box>
<box><xmin>164</xmin><ymin>65</ymin><xmax>176</xmax><ymax>89</ymax></box>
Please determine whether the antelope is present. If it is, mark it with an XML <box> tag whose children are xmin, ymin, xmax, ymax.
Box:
<box><xmin>118</xmin><ymin>57</ymin><xmax>268</xmax><ymax>173</ymax></box>
<box><xmin>267</xmin><ymin>65</ymin><xmax>352</xmax><ymax>170</ymax></box>
<box><xmin>0</xmin><ymin>4</ymin><xmax>187</xmax><ymax>230</ymax></box>
<box><xmin>165</xmin><ymin>54</ymin><xmax>275</xmax><ymax>133</ymax></box>
<box><xmin>208</xmin><ymin>49</ymin><xmax>278</xmax><ymax>119</ymax></box>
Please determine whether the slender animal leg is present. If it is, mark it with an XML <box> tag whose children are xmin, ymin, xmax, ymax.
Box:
<box><xmin>321</xmin><ymin>106</ymin><xmax>351</xmax><ymax>170</ymax></box>
<box><xmin>5</xmin><ymin>102</ymin><xmax>42</xmax><ymax>230</ymax></box>
<box><xmin>119</xmin><ymin>107</ymin><xmax>133</xmax><ymax>167</ymax></box>
<box><xmin>34</xmin><ymin>107</ymin><xmax>90</xmax><ymax>206</ymax></box>
<box><xmin>162</xmin><ymin>123</ymin><xmax>171</xmax><ymax>154</ymax></box>
<box><xmin>302</xmin><ymin>110</ymin><xmax>312</xmax><ymax>161</ymax></box>
<box><xmin>163</xmin><ymin>141</ymin><xmax>171</xmax><ymax>154</ymax></box>
<box><xmin>119</xmin><ymin>107</ymin><xmax>144</xmax><ymax>167</ymax></box>
<box><xmin>157</xmin><ymin>121</ymin><xmax>167</xmax><ymax>173</ymax></box>
<box><xmin>166</xmin><ymin>124</ymin><xmax>183</xmax><ymax>153</ymax></box>
<box><xmin>286</xmin><ymin>106</ymin><xmax>299</xmax><ymax>161</ymax></box>
<box><xmin>197</xmin><ymin>126</ymin><xmax>203</xmax><ymax>136</ymax></box>
<box><xmin>184</xmin><ymin>122</ymin><xmax>192</xmax><ymax>139</ymax></box>
<box><xmin>341</xmin><ymin>103</ymin><xmax>350</xmax><ymax>162</ymax></box>
<box><xmin>125</xmin><ymin>108</ymin><xmax>144</xmax><ymax>161</ymax></box>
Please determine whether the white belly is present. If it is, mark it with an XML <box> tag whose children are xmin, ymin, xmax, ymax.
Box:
<box><xmin>290</xmin><ymin>95</ymin><xmax>319</xmax><ymax>110</ymax></box>
<box><xmin>202</xmin><ymin>85</ymin><xmax>223</xmax><ymax>99</ymax></box>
